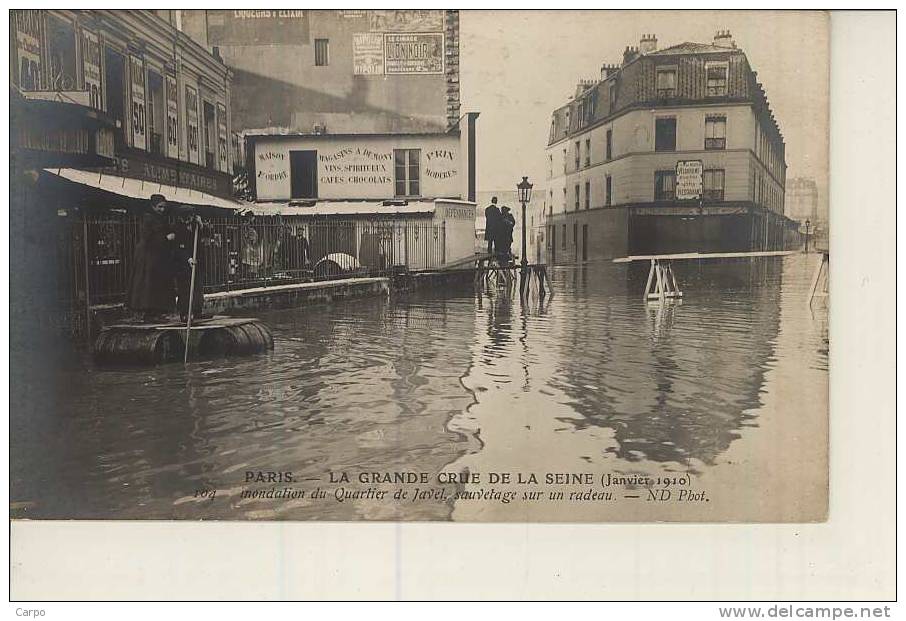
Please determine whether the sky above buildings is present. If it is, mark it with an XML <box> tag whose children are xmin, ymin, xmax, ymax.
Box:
<box><xmin>459</xmin><ymin>10</ymin><xmax>829</xmax><ymax>214</ymax></box>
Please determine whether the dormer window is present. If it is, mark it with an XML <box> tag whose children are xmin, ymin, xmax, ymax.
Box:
<box><xmin>705</xmin><ymin>62</ymin><xmax>728</xmax><ymax>96</ymax></box>
<box><xmin>656</xmin><ymin>67</ymin><xmax>677</xmax><ymax>98</ymax></box>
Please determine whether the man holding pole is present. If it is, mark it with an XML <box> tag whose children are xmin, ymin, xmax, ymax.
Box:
<box><xmin>174</xmin><ymin>213</ymin><xmax>209</xmax><ymax>323</ymax></box>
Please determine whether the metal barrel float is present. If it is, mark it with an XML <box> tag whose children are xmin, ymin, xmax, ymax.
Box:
<box><xmin>93</xmin><ymin>317</ymin><xmax>274</xmax><ymax>365</ymax></box>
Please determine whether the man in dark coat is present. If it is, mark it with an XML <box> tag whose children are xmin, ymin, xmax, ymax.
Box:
<box><xmin>484</xmin><ymin>196</ymin><xmax>501</xmax><ymax>256</ymax></box>
<box><xmin>499</xmin><ymin>205</ymin><xmax>516</xmax><ymax>265</ymax></box>
<box><xmin>127</xmin><ymin>194</ymin><xmax>176</xmax><ymax>321</ymax></box>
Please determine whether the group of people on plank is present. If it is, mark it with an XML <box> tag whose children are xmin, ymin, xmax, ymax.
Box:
<box><xmin>127</xmin><ymin>193</ymin><xmax>209</xmax><ymax>323</ymax></box>
<box><xmin>483</xmin><ymin>196</ymin><xmax>516</xmax><ymax>265</ymax></box>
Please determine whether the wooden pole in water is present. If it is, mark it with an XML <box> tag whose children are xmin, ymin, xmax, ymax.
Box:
<box><xmin>184</xmin><ymin>219</ymin><xmax>200</xmax><ymax>363</ymax></box>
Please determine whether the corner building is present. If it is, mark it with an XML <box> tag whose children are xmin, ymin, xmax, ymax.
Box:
<box><xmin>544</xmin><ymin>31</ymin><xmax>797</xmax><ymax>263</ymax></box>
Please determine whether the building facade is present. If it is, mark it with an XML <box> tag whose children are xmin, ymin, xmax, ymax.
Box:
<box><xmin>179</xmin><ymin>9</ymin><xmax>461</xmax><ymax>135</ymax></box>
<box><xmin>785</xmin><ymin>177</ymin><xmax>819</xmax><ymax>225</ymax></box>
<box><xmin>176</xmin><ymin>9</ymin><xmax>479</xmax><ymax>269</ymax></box>
<box><xmin>11</xmin><ymin>9</ymin><xmax>236</xmax><ymax>195</ymax></box>
<box><xmin>543</xmin><ymin>30</ymin><xmax>798</xmax><ymax>263</ymax></box>
<box><xmin>10</xmin><ymin>10</ymin><xmax>239</xmax><ymax>337</ymax></box>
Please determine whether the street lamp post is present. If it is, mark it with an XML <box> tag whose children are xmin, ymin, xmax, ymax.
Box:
<box><xmin>517</xmin><ymin>176</ymin><xmax>533</xmax><ymax>270</ymax></box>
<box><xmin>804</xmin><ymin>219</ymin><xmax>811</xmax><ymax>253</ymax></box>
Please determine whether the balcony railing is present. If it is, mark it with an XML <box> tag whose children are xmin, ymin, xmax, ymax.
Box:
<box><xmin>705</xmin><ymin>137</ymin><xmax>726</xmax><ymax>150</ymax></box>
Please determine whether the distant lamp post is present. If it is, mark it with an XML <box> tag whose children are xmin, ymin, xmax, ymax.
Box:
<box><xmin>804</xmin><ymin>219</ymin><xmax>811</xmax><ymax>253</ymax></box>
<box><xmin>517</xmin><ymin>176</ymin><xmax>533</xmax><ymax>268</ymax></box>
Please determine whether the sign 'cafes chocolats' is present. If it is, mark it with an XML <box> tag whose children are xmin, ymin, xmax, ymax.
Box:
<box><xmin>319</xmin><ymin>147</ymin><xmax>393</xmax><ymax>186</ymax></box>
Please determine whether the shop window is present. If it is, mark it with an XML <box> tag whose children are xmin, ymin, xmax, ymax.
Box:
<box><xmin>315</xmin><ymin>39</ymin><xmax>330</xmax><ymax>66</ymax></box>
<box><xmin>705</xmin><ymin>115</ymin><xmax>727</xmax><ymax>150</ymax></box>
<box><xmin>655</xmin><ymin>117</ymin><xmax>676</xmax><ymax>152</ymax></box>
<box><xmin>394</xmin><ymin>149</ymin><xmax>421</xmax><ymax>197</ymax></box>
<box><xmin>703</xmin><ymin>169</ymin><xmax>725</xmax><ymax>201</ymax></box>
<box><xmin>654</xmin><ymin>170</ymin><xmax>676</xmax><ymax>201</ymax></box>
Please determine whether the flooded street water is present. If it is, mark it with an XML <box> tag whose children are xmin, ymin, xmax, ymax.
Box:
<box><xmin>11</xmin><ymin>253</ymin><xmax>828</xmax><ymax>521</ymax></box>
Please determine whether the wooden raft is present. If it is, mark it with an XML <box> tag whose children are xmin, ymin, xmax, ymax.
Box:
<box><xmin>93</xmin><ymin>316</ymin><xmax>274</xmax><ymax>365</ymax></box>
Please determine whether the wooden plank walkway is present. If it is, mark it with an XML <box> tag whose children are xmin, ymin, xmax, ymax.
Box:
<box><xmin>613</xmin><ymin>250</ymin><xmax>795</xmax><ymax>264</ymax></box>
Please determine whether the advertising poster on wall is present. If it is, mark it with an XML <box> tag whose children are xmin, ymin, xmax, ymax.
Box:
<box><xmin>185</xmin><ymin>84</ymin><xmax>199</xmax><ymax>164</ymax></box>
<box><xmin>217</xmin><ymin>102</ymin><xmax>228</xmax><ymax>172</ymax></box>
<box><xmin>206</xmin><ymin>9</ymin><xmax>309</xmax><ymax>45</ymax></box>
<box><xmin>369</xmin><ymin>9</ymin><xmax>444</xmax><ymax>32</ymax></box>
<box><xmin>353</xmin><ymin>32</ymin><xmax>385</xmax><ymax>75</ymax></box>
<box><xmin>384</xmin><ymin>33</ymin><xmax>444</xmax><ymax>74</ymax></box>
<box><xmin>14</xmin><ymin>10</ymin><xmax>42</xmax><ymax>90</ymax></box>
<box><xmin>80</xmin><ymin>29</ymin><xmax>102</xmax><ymax>110</ymax></box>
<box><xmin>165</xmin><ymin>75</ymin><xmax>179</xmax><ymax>160</ymax></box>
<box><xmin>675</xmin><ymin>160</ymin><xmax>703</xmax><ymax>200</ymax></box>
<box><xmin>129</xmin><ymin>55</ymin><xmax>146</xmax><ymax>150</ymax></box>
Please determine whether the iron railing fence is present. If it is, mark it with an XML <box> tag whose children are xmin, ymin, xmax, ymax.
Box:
<box><xmin>58</xmin><ymin>214</ymin><xmax>447</xmax><ymax>328</ymax></box>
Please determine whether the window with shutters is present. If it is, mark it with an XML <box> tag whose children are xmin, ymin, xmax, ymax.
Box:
<box><xmin>656</xmin><ymin>67</ymin><xmax>677</xmax><ymax>98</ymax></box>
<box><xmin>705</xmin><ymin>115</ymin><xmax>727</xmax><ymax>150</ymax></box>
<box><xmin>703</xmin><ymin>169</ymin><xmax>725</xmax><ymax>201</ymax></box>
<box><xmin>705</xmin><ymin>62</ymin><xmax>728</xmax><ymax>96</ymax></box>
<box><xmin>315</xmin><ymin>39</ymin><xmax>329</xmax><ymax>66</ymax></box>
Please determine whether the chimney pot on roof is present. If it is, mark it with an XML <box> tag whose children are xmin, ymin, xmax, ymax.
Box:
<box><xmin>622</xmin><ymin>45</ymin><xmax>639</xmax><ymax>66</ymax></box>
<box><xmin>639</xmin><ymin>33</ymin><xmax>657</xmax><ymax>54</ymax></box>
<box><xmin>600</xmin><ymin>63</ymin><xmax>619</xmax><ymax>79</ymax></box>
<box><xmin>714</xmin><ymin>29</ymin><xmax>735</xmax><ymax>48</ymax></box>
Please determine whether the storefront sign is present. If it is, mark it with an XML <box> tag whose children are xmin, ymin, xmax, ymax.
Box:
<box><xmin>424</xmin><ymin>148</ymin><xmax>457</xmax><ymax>181</ymax></box>
<box><xmin>384</xmin><ymin>33</ymin><xmax>444</xmax><ymax>75</ymax></box>
<box><xmin>15</xmin><ymin>10</ymin><xmax>43</xmax><ymax>90</ymax></box>
<box><xmin>217</xmin><ymin>102</ymin><xmax>229</xmax><ymax>173</ymax></box>
<box><xmin>256</xmin><ymin>150</ymin><xmax>288</xmax><ymax>183</ymax></box>
<box><xmin>165</xmin><ymin>76</ymin><xmax>179</xmax><ymax>160</ymax></box>
<box><xmin>185</xmin><ymin>85</ymin><xmax>200</xmax><ymax>165</ymax></box>
<box><xmin>353</xmin><ymin>33</ymin><xmax>385</xmax><ymax>75</ymax></box>
<box><xmin>110</xmin><ymin>154</ymin><xmax>230</xmax><ymax>197</ymax></box>
<box><xmin>207</xmin><ymin>10</ymin><xmax>309</xmax><ymax>45</ymax></box>
<box><xmin>81</xmin><ymin>29</ymin><xmax>102</xmax><ymax>110</ymax></box>
<box><xmin>319</xmin><ymin>147</ymin><xmax>393</xmax><ymax>186</ymax></box>
<box><xmin>369</xmin><ymin>10</ymin><xmax>443</xmax><ymax>32</ymax></box>
<box><xmin>675</xmin><ymin>160</ymin><xmax>703</xmax><ymax>200</ymax></box>
<box><xmin>129</xmin><ymin>55</ymin><xmax>146</xmax><ymax>150</ymax></box>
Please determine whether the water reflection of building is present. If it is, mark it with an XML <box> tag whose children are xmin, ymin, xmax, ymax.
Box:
<box><xmin>552</xmin><ymin>260</ymin><xmax>784</xmax><ymax>467</ymax></box>
<box><xmin>542</xmin><ymin>31</ymin><xmax>800</xmax><ymax>262</ymax></box>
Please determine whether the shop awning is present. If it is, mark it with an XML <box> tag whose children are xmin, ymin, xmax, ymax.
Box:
<box><xmin>42</xmin><ymin>167</ymin><xmax>247</xmax><ymax>212</ymax></box>
<box><xmin>249</xmin><ymin>200</ymin><xmax>436</xmax><ymax>217</ymax></box>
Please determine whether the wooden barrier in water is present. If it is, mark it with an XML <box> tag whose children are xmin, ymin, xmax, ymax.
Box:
<box><xmin>614</xmin><ymin>250</ymin><xmax>797</xmax><ymax>302</ymax></box>
<box><xmin>93</xmin><ymin>316</ymin><xmax>274</xmax><ymax>365</ymax></box>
